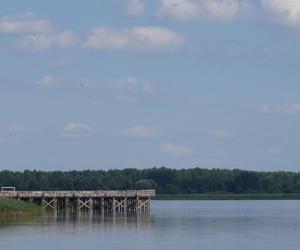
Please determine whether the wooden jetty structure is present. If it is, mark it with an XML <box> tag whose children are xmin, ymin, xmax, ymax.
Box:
<box><xmin>0</xmin><ymin>188</ymin><xmax>155</xmax><ymax>213</ymax></box>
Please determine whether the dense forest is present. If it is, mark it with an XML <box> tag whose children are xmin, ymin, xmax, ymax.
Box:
<box><xmin>1</xmin><ymin>168</ymin><xmax>300</xmax><ymax>194</ymax></box>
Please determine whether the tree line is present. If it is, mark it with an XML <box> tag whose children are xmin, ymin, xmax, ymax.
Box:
<box><xmin>0</xmin><ymin>167</ymin><xmax>300</xmax><ymax>194</ymax></box>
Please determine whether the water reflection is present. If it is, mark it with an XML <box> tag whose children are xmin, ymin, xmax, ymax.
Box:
<box><xmin>30</xmin><ymin>211</ymin><xmax>154</xmax><ymax>233</ymax></box>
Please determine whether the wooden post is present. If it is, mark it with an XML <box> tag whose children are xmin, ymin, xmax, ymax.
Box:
<box><xmin>136</xmin><ymin>197</ymin><xmax>139</xmax><ymax>212</ymax></box>
<box><xmin>89</xmin><ymin>198</ymin><xmax>93</xmax><ymax>212</ymax></box>
<box><xmin>54</xmin><ymin>198</ymin><xmax>57</xmax><ymax>211</ymax></box>
<box><xmin>101</xmin><ymin>197</ymin><xmax>104</xmax><ymax>214</ymax></box>
<box><xmin>112</xmin><ymin>197</ymin><xmax>116</xmax><ymax>213</ymax></box>
<box><xmin>65</xmin><ymin>198</ymin><xmax>69</xmax><ymax>211</ymax></box>
<box><xmin>124</xmin><ymin>197</ymin><xmax>128</xmax><ymax>213</ymax></box>
<box><xmin>76</xmin><ymin>198</ymin><xmax>80</xmax><ymax>211</ymax></box>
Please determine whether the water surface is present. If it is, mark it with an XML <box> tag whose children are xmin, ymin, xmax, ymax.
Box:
<box><xmin>1</xmin><ymin>200</ymin><xmax>300</xmax><ymax>250</ymax></box>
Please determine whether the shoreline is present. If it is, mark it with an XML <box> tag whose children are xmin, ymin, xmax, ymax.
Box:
<box><xmin>155</xmin><ymin>193</ymin><xmax>300</xmax><ymax>200</ymax></box>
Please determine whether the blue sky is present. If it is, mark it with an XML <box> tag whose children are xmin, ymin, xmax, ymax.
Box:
<box><xmin>1</xmin><ymin>0</ymin><xmax>300</xmax><ymax>171</ymax></box>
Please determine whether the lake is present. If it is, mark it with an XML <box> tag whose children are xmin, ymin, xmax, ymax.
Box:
<box><xmin>0</xmin><ymin>200</ymin><xmax>300</xmax><ymax>250</ymax></box>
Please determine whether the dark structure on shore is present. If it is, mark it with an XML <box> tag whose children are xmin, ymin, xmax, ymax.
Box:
<box><xmin>0</xmin><ymin>188</ymin><xmax>155</xmax><ymax>213</ymax></box>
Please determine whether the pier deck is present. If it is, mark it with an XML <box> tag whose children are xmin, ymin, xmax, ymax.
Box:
<box><xmin>0</xmin><ymin>190</ymin><xmax>155</xmax><ymax>213</ymax></box>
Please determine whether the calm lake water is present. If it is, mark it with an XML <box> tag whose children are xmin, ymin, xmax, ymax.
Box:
<box><xmin>1</xmin><ymin>200</ymin><xmax>300</xmax><ymax>250</ymax></box>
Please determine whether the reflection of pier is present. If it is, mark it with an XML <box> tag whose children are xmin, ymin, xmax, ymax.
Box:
<box><xmin>0</xmin><ymin>189</ymin><xmax>155</xmax><ymax>213</ymax></box>
<box><xmin>40</xmin><ymin>212</ymin><xmax>154</xmax><ymax>234</ymax></box>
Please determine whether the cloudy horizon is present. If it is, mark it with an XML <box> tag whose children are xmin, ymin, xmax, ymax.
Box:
<box><xmin>0</xmin><ymin>0</ymin><xmax>300</xmax><ymax>171</ymax></box>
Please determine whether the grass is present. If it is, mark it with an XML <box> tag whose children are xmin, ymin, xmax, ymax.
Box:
<box><xmin>0</xmin><ymin>198</ymin><xmax>42</xmax><ymax>218</ymax></box>
<box><xmin>155</xmin><ymin>193</ymin><xmax>300</xmax><ymax>200</ymax></box>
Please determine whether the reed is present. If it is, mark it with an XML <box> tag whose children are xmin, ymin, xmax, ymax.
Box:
<box><xmin>0</xmin><ymin>198</ymin><xmax>42</xmax><ymax>218</ymax></box>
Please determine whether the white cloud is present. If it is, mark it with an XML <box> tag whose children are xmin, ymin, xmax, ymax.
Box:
<box><xmin>7</xmin><ymin>125</ymin><xmax>25</xmax><ymax>135</ymax></box>
<box><xmin>269</xmin><ymin>147</ymin><xmax>285</xmax><ymax>156</ymax></box>
<box><xmin>85</xmin><ymin>27</ymin><xmax>127</xmax><ymax>50</ymax></box>
<box><xmin>143</xmin><ymin>81</ymin><xmax>156</xmax><ymax>93</ymax></box>
<box><xmin>0</xmin><ymin>125</ymin><xmax>25</xmax><ymax>143</ymax></box>
<box><xmin>262</xmin><ymin>0</ymin><xmax>300</xmax><ymax>27</ymax></box>
<box><xmin>106</xmin><ymin>76</ymin><xmax>156</xmax><ymax>94</ymax></box>
<box><xmin>129</xmin><ymin>159</ymin><xmax>143</xmax><ymax>167</ymax></box>
<box><xmin>128</xmin><ymin>0</ymin><xmax>145</xmax><ymax>16</ymax></box>
<box><xmin>62</xmin><ymin>122</ymin><xmax>92</xmax><ymax>137</ymax></box>
<box><xmin>0</xmin><ymin>13</ymin><xmax>77</xmax><ymax>51</ymax></box>
<box><xmin>64</xmin><ymin>122</ymin><xmax>92</xmax><ymax>132</ymax></box>
<box><xmin>36</xmin><ymin>75</ymin><xmax>56</xmax><ymax>88</ymax></box>
<box><xmin>0</xmin><ymin>13</ymin><xmax>51</xmax><ymax>34</ymax></box>
<box><xmin>17</xmin><ymin>31</ymin><xmax>77</xmax><ymax>51</ymax></box>
<box><xmin>258</xmin><ymin>103</ymin><xmax>272</xmax><ymax>113</ymax></box>
<box><xmin>161</xmin><ymin>143</ymin><xmax>191</xmax><ymax>157</ymax></box>
<box><xmin>75</xmin><ymin>76</ymin><xmax>156</xmax><ymax>102</ymax></box>
<box><xmin>85</xmin><ymin>26</ymin><xmax>185</xmax><ymax>52</ymax></box>
<box><xmin>211</xmin><ymin>129</ymin><xmax>237</xmax><ymax>139</ymax></box>
<box><xmin>259</xmin><ymin>103</ymin><xmax>300</xmax><ymax>115</ymax></box>
<box><xmin>34</xmin><ymin>75</ymin><xmax>156</xmax><ymax>104</ymax></box>
<box><xmin>4</xmin><ymin>15</ymin><xmax>182</xmax><ymax>53</ymax></box>
<box><xmin>286</xmin><ymin>103</ymin><xmax>300</xmax><ymax>113</ymax></box>
<box><xmin>157</xmin><ymin>0</ymin><xmax>250</xmax><ymax>21</ymax></box>
<box><xmin>106</xmin><ymin>76</ymin><xmax>157</xmax><ymax>103</ymax></box>
<box><xmin>114</xmin><ymin>95</ymin><xmax>139</xmax><ymax>103</ymax></box>
<box><xmin>120</xmin><ymin>126</ymin><xmax>158</xmax><ymax>138</ymax></box>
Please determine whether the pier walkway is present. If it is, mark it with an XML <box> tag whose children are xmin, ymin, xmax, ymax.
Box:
<box><xmin>0</xmin><ymin>189</ymin><xmax>155</xmax><ymax>213</ymax></box>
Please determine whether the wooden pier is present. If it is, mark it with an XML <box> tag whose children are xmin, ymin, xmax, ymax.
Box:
<box><xmin>0</xmin><ymin>189</ymin><xmax>155</xmax><ymax>213</ymax></box>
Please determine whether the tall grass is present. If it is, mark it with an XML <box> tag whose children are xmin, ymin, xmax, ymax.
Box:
<box><xmin>0</xmin><ymin>198</ymin><xmax>42</xmax><ymax>217</ymax></box>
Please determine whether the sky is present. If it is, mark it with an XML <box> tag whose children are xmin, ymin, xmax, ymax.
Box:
<box><xmin>0</xmin><ymin>0</ymin><xmax>300</xmax><ymax>171</ymax></box>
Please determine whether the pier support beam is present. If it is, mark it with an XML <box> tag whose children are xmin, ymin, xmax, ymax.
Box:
<box><xmin>78</xmin><ymin>198</ymin><xmax>90</xmax><ymax>210</ymax></box>
<box><xmin>138</xmin><ymin>198</ymin><xmax>150</xmax><ymax>212</ymax></box>
<box><xmin>42</xmin><ymin>198</ymin><xmax>55</xmax><ymax>209</ymax></box>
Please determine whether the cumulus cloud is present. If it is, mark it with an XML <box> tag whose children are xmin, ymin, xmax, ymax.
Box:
<box><xmin>62</xmin><ymin>122</ymin><xmax>92</xmax><ymax>137</ymax></box>
<box><xmin>36</xmin><ymin>75</ymin><xmax>56</xmax><ymax>88</ymax></box>
<box><xmin>258</xmin><ymin>104</ymin><xmax>272</xmax><ymax>113</ymax></box>
<box><xmin>0</xmin><ymin>125</ymin><xmax>26</xmax><ymax>143</ymax></box>
<box><xmin>0</xmin><ymin>13</ymin><xmax>51</xmax><ymax>34</ymax></box>
<box><xmin>269</xmin><ymin>147</ymin><xmax>285</xmax><ymax>156</ymax></box>
<box><xmin>259</xmin><ymin>103</ymin><xmax>300</xmax><ymax>115</ymax></box>
<box><xmin>0</xmin><ymin>13</ymin><xmax>76</xmax><ymax>51</ymax></box>
<box><xmin>0</xmin><ymin>13</ymin><xmax>77</xmax><ymax>51</ymax></box>
<box><xmin>128</xmin><ymin>0</ymin><xmax>145</xmax><ymax>16</ymax></box>
<box><xmin>34</xmin><ymin>75</ymin><xmax>156</xmax><ymax>103</ymax></box>
<box><xmin>106</xmin><ymin>76</ymin><xmax>156</xmax><ymax>94</ymax></box>
<box><xmin>17</xmin><ymin>31</ymin><xmax>77</xmax><ymax>51</ymax></box>
<box><xmin>287</xmin><ymin>104</ymin><xmax>300</xmax><ymax>113</ymax></box>
<box><xmin>85</xmin><ymin>26</ymin><xmax>185</xmax><ymax>52</ymax></box>
<box><xmin>157</xmin><ymin>0</ymin><xmax>250</xmax><ymax>21</ymax></box>
<box><xmin>120</xmin><ymin>126</ymin><xmax>158</xmax><ymax>138</ymax></box>
<box><xmin>211</xmin><ymin>129</ymin><xmax>237</xmax><ymax>139</ymax></box>
<box><xmin>114</xmin><ymin>95</ymin><xmax>139</xmax><ymax>103</ymax></box>
<box><xmin>262</xmin><ymin>0</ymin><xmax>300</xmax><ymax>27</ymax></box>
<box><xmin>106</xmin><ymin>76</ymin><xmax>157</xmax><ymax>103</ymax></box>
<box><xmin>161</xmin><ymin>143</ymin><xmax>191</xmax><ymax>157</ymax></box>
<box><xmin>129</xmin><ymin>159</ymin><xmax>143</xmax><ymax>167</ymax></box>
<box><xmin>7</xmin><ymin>125</ymin><xmax>25</xmax><ymax>136</ymax></box>
<box><xmin>3</xmin><ymin>14</ymin><xmax>184</xmax><ymax>53</ymax></box>
<box><xmin>64</xmin><ymin>122</ymin><xmax>92</xmax><ymax>132</ymax></box>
